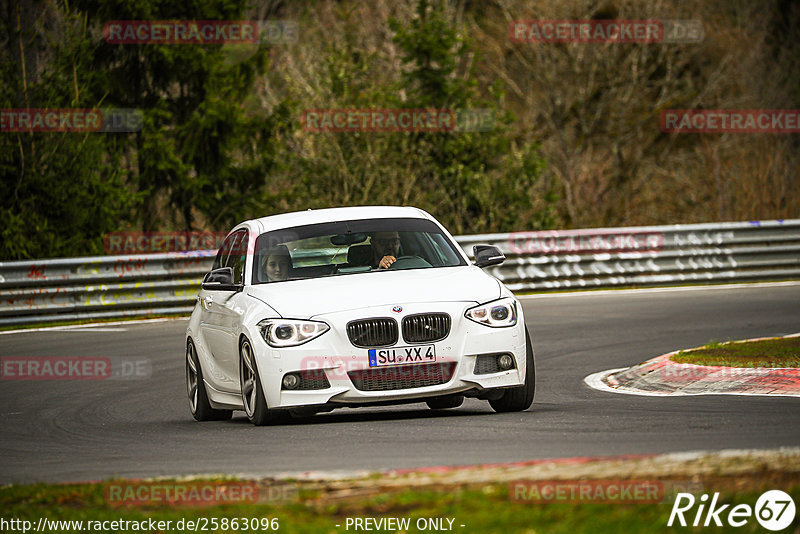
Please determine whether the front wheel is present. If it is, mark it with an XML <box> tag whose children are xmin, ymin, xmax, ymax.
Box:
<box><xmin>489</xmin><ymin>328</ymin><xmax>535</xmax><ymax>413</ymax></box>
<box><xmin>186</xmin><ymin>340</ymin><xmax>232</xmax><ymax>421</ymax></box>
<box><xmin>239</xmin><ymin>337</ymin><xmax>280</xmax><ymax>426</ymax></box>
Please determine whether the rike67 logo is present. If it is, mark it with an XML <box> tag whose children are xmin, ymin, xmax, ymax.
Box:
<box><xmin>668</xmin><ymin>490</ymin><xmax>796</xmax><ymax>531</ymax></box>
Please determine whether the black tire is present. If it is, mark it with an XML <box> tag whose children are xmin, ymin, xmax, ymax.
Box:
<box><xmin>239</xmin><ymin>337</ymin><xmax>279</xmax><ymax>426</ymax></box>
<box><xmin>489</xmin><ymin>328</ymin><xmax>535</xmax><ymax>413</ymax></box>
<box><xmin>426</xmin><ymin>395</ymin><xmax>464</xmax><ymax>410</ymax></box>
<box><xmin>186</xmin><ymin>340</ymin><xmax>232</xmax><ymax>421</ymax></box>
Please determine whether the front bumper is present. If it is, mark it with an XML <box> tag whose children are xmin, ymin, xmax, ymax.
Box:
<box><xmin>252</xmin><ymin>301</ymin><xmax>527</xmax><ymax>409</ymax></box>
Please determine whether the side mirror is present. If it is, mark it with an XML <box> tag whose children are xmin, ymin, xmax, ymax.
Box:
<box><xmin>202</xmin><ymin>267</ymin><xmax>236</xmax><ymax>289</ymax></box>
<box><xmin>473</xmin><ymin>245</ymin><xmax>505</xmax><ymax>267</ymax></box>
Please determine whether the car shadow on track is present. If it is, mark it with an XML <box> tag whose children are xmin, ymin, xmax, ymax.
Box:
<box><xmin>169</xmin><ymin>402</ymin><xmax>544</xmax><ymax>428</ymax></box>
<box><xmin>224</xmin><ymin>405</ymin><xmax>495</xmax><ymax>426</ymax></box>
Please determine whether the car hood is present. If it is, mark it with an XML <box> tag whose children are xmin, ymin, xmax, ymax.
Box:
<box><xmin>246</xmin><ymin>266</ymin><xmax>501</xmax><ymax>318</ymax></box>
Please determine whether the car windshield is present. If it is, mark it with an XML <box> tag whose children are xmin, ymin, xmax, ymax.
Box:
<box><xmin>252</xmin><ymin>217</ymin><xmax>466</xmax><ymax>284</ymax></box>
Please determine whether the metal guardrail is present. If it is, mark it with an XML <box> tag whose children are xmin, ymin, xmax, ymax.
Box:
<box><xmin>0</xmin><ymin>219</ymin><xmax>798</xmax><ymax>326</ymax></box>
<box><xmin>465</xmin><ymin>219</ymin><xmax>800</xmax><ymax>292</ymax></box>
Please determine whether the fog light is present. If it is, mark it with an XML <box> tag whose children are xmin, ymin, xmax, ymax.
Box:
<box><xmin>497</xmin><ymin>354</ymin><xmax>514</xmax><ymax>370</ymax></box>
<box><xmin>282</xmin><ymin>373</ymin><xmax>300</xmax><ymax>389</ymax></box>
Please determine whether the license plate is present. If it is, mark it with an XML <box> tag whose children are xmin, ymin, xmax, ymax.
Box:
<box><xmin>368</xmin><ymin>345</ymin><xmax>436</xmax><ymax>367</ymax></box>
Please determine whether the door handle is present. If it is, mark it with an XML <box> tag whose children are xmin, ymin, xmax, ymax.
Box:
<box><xmin>201</xmin><ymin>296</ymin><xmax>213</xmax><ymax>310</ymax></box>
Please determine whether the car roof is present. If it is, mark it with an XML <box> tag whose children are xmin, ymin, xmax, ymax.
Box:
<box><xmin>241</xmin><ymin>206</ymin><xmax>435</xmax><ymax>234</ymax></box>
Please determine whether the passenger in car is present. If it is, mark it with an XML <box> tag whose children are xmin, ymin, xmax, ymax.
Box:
<box><xmin>261</xmin><ymin>245</ymin><xmax>292</xmax><ymax>282</ymax></box>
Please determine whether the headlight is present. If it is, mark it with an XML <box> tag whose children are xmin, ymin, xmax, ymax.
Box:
<box><xmin>465</xmin><ymin>298</ymin><xmax>518</xmax><ymax>328</ymax></box>
<box><xmin>258</xmin><ymin>319</ymin><xmax>329</xmax><ymax>347</ymax></box>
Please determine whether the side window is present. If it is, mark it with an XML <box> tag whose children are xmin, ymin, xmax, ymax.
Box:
<box><xmin>212</xmin><ymin>232</ymin><xmax>237</xmax><ymax>271</ymax></box>
<box><xmin>225</xmin><ymin>230</ymin><xmax>248</xmax><ymax>285</ymax></box>
<box><xmin>428</xmin><ymin>233</ymin><xmax>460</xmax><ymax>266</ymax></box>
<box><xmin>426</xmin><ymin>235</ymin><xmax>448</xmax><ymax>266</ymax></box>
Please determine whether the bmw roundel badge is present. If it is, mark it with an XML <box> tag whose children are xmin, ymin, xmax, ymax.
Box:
<box><xmin>392</xmin><ymin>305</ymin><xmax>403</xmax><ymax>313</ymax></box>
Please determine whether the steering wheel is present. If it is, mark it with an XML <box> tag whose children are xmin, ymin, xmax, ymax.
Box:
<box><xmin>387</xmin><ymin>255</ymin><xmax>432</xmax><ymax>270</ymax></box>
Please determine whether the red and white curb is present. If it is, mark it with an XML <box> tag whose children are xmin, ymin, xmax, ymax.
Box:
<box><xmin>585</xmin><ymin>335</ymin><xmax>800</xmax><ymax>398</ymax></box>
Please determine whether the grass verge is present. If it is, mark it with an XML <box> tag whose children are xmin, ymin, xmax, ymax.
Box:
<box><xmin>1</xmin><ymin>472</ymin><xmax>798</xmax><ymax>533</ymax></box>
<box><xmin>672</xmin><ymin>336</ymin><xmax>800</xmax><ymax>368</ymax></box>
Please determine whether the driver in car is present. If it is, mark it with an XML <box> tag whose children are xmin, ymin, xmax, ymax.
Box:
<box><xmin>371</xmin><ymin>231</ymin><xmax>401</xmax><ymax>269</ymax></box>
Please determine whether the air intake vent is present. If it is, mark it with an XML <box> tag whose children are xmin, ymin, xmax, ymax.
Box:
<box><xmin>474</xmin><ymin>354</ymin><xmax>501</xmax><ymax>375</ymax></box>
<box><xmin>348</xmin><ymin>362</ymin><xmax>456</xmax><ymax>391</ymax></box>
<box><xmin>402</xmin><ymin>313</ymin><xmax>451</xmax><ymax>343</ymax></box>
<box><xmin>296</xmin><ymin>370</ymin><xmax>330</xmax><ymax>390</ymax></box>
<box><xmin>347</xmin><ymin>318</ymin><xmax>398</xmax><ymax>348</ymax></box>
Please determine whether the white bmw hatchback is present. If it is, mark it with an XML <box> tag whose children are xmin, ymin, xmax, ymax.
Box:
<box><xmin>185</xmin><ymin>206</ymin><xmax>534</xmax><ymax>425</ymax></box>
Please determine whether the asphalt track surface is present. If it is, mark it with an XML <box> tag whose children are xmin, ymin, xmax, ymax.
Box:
<box><xmin>1</xmin><ymin>283</ymin><xmax>799</xmax><ymax>484</ymax></box>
